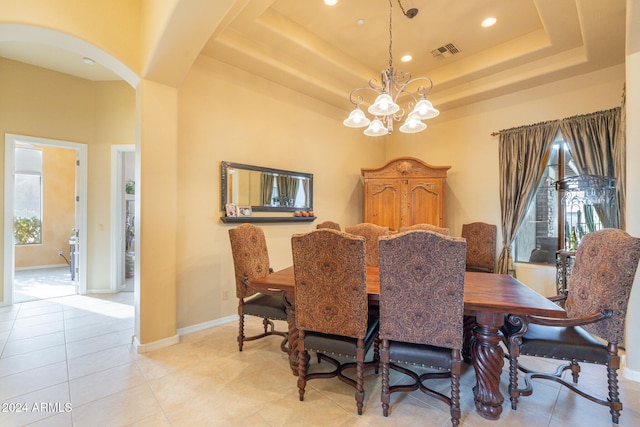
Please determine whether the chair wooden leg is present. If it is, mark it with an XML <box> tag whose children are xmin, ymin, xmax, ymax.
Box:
<box><xmin>608</xmin><ymin>343</ymin><xmax>622</xmax><ymax>424</ymax></box>
<box><xmin>355</xmin><ymin>338</ymin><xmax>365</xmax><ymax>415</ymax></box>
<box><xmin>237</xmin><ymin>302</ymin><xmax>245</xmax><ymax>352</ymax></box>
<box><xmin>451</xmin><ymin>349</ymin><xmax>462</xmax><ymax>426</ymax></box>
<box><xmin>569</xmin><ymin>360</ymin><xmax>580</xmax><ymax>384</ymax></box>
<box><xmin>297</xmin><ymin>330</ymin><xmax>308</xmax><ymax>402</ymax></box>
<box><xmin>381</xmin><ymin>339</ymin><xmax>391</xmax><ymax>417</ymax></box>
<box><xmin>374</xmin><ymin>337</ymin><xmax>380</xmax><ymax>374</ymax></box>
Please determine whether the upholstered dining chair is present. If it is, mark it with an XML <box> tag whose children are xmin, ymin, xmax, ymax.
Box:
<box><xmin>504</xmin><ymin>228</ymin><xmax>640</xmax><ymax>424</ymax></box>
<box><xmin>291</xmin><ymin>229</ymin><xmax>380</xmax><ymax>415</ymax></box>
<box><xmin>228</xmin><ymin>223</ymin><xmax>287</xmax><ymax>352</ymax></box>
<box><xmin>461</xmin><ymin>222</ymin><xmax>497</xmax><ymax>273</ymax></box>
<box><xmin>345</xmin><ymin>222</ymin><xmax>389</xmax><ymax>266</ymax></box>
<box><xmin>316</xmin><ymin>220</ymin><xmax>341</xmax><ymax>231</ymax></box>
<box><xmin>378</xmin><ymin>230</ymin><xmax>467</xmax><ymax>426</ymax></box>
<box><xmin>398</xmin><ymin>223</ymin><xmax>450</xmax><ymax>235</ymax></box>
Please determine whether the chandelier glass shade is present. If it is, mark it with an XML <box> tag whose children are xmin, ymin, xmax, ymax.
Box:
<box><xmin>343</xmin><ymin>0</ymin><xmax>439</xmax><ymax>136</ymax></box>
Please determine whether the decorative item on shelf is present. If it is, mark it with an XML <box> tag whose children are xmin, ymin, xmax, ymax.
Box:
<box><xmin>125</xmin><ymin>179</ymin><xmax>135</xmax><ymax>195</ymax></box>
<box><xmin>343</xmin><ymin>0</ymin><xmax>439</xmax><ymax>136</ymax></box>
<box><xmin>237</xmin><ymin>206</ymin><xmax>252</xmax><ymax>217</ymax></box>
<box><xmin>308</xmin><ymin>211</ymin><xmax>314</xmax><ymax>217</ymax></box>
<box><xmin>294</xmin><ymin>211</ymin><xmax>301</xmax><ymax>217</ymax></box>
<box><xmin>225</xmin><ymin>203</ymin><xmax>238</xmax><ymax>217</ymax></box>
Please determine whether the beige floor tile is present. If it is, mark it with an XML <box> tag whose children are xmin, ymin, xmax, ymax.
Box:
<box><xmin>0</xmin><ymin>361</ymin><xmax>68</xmax><ymax>401</ymax></box>
<box><xmin>1</xmin><ymin>331</ymin><xmax>65</xmax><ymax>358</ymax></box>
<box><xmin>12</xmin><ymin>311</ymin><xmax>64</xmax><ymax>329</ymax></box>
<box><xmin>67</xmin><ymin>344</ymin><xmax>135</xmax><ymax>380</ymax></box>
<box><xmin>0</xmin><ymin>318</ymin><xmax>14</xmax><ymax>332</ymax></box>
<box><xmin>127</xmin><ymin>412</ymin><xmax>172</xmax><ymax>427</ymax></box>
<box><xmin>0</xmin><ymin>344</ymin><xmax>66</xmax><ymax>377</ymax></box>
<box><xmin>0</xmin><ymin>382</ymin><xmax>70</xmax><ymax>427</ymax></box>
<box><xmin>24</xmin><ymin>411</ymin><xmax>73</xmax><ymax>427</ymax></box>
<box><xmin>8</xmin><ymin>319</ymin><xmax>64</xmax><ymax>341</ymax></box>
<box><xmin>69</xmin><ymin>361</ymin><xmax>147</xmax><ymax>407</ymax></box>
<box><xmin>65</xmin><ymin>329</ymin><xmax>133</xmax><ymax>359</ymax></box>
<box><xmin>71</xmin><ymin>383</ymin><xmax>162</xmax><ymax>427</ymax></box>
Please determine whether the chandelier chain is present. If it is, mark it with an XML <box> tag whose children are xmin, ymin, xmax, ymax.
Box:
<box><xmin>388</xmin><ymin>0</ymin><xmax>393</xmax><ymax>69</ymax></box>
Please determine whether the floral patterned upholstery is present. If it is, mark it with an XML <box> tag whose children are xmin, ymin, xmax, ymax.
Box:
<box><xmin>378</xmin><ymin>230</ymin><xmax>466</xmax><ymax>425</ymax></box>
<box><xmin>229</xmin><ymin>224</ymin><xmax>287</xmax><ymax>352</ymax></box>
<box><xmin>398</xmin><ymin>223</ymin><xmax>450</xmax><ymax>235</ymax></box>
<box><xmin>461</xmin><ymin>222</ymin><xmax>497</xmax><ymax>273</ymax></box>
<box><xmin>345</xmin><ymin>223</ymin><xmax>389</xmax><ymax>267</ymax></box>
<box><xmin>291</xmin><ymin>229</ymin><xmax>380</xmax><ymax>415</ymax></box>
<box><xmin>504</xmin><ymin>228</ymin><xmax>640</xmax><ymax>424</ymax></box>
<box><xmin>316</xmin><ymin>220</ymin><xmax>341</xmax><ymax>231</ymax></box>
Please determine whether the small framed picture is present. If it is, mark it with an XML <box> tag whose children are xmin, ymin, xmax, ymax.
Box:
<box><xmin>238</xmin><ymin>206</ymin><xmax>252</xmax><ymax>217</ymax></box>
<box><xmin>225</xmin><ymin>203</ymin><xmax>238</xmax><ymax>217</ymax></box>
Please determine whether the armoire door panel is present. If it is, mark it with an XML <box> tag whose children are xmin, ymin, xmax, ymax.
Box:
<box><xmin>407</xmin><ymin>180</ymin><xmax>444</xmax><ymax>226</ymax></box>
<box><xmin>365</xmin><ymin>180</ymin><xmax>402</xmax><ymax>230</ymax></box>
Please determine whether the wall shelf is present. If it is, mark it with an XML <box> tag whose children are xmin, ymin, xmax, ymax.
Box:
<box><xmin>220</xmin><ymin>216</ymin><xmax>316</xmax><ymax>224</ymax></box>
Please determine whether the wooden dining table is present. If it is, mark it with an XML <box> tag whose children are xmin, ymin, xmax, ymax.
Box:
<box><xmin>249</xmin><ymin>265</ymin><xmax>566</xmax><ymax>421</ymax></box>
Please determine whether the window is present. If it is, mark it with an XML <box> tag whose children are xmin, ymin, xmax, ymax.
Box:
<box><xmin>513</xmin><ymin>134</ymin><xmax>615</xmax><ymax>264</ymax></box>
<box><xmin>14</xmin><ymin>147</ymin><xmax>43</xmax><ymax>245</ymax></box>
<box><xmin>513</xmin><ymin>136</ymin><xmax>576</xmax><ymax>264</ymax></box>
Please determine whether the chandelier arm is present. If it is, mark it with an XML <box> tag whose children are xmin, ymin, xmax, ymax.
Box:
<box><xmin>348</xmin><ymin>86</ymin><xmax>381</xmax><ymax>106</ymax></box>
<box><xmin>391</xmin><ymin>76</ymin><xmax>434</xmax><ymax>103</ymax></box>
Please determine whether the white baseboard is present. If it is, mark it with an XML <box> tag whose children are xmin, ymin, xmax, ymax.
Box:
<box><xmin>133</xmin><ymin>316</ymin><xmax>237</xmax><ymax>354</ymax></box>
<box><xmin>87</xmin><ymin>288</ymin><xmax>113</xmax><ymax>294</ymax></box>
<box><xmin>15</xmin><ymin>264</ymin><xmax>68</xmax><ymax>271</ymax></box>
<box><xmin>622</xmin><ymin>356</ymin><xmax>640</xmax><ymax>382</ymax></box>
<box><xmin>134</xmin><ymin>334</ymin><xmax>180</xmax><ymax>354</ymax></box>
<box><xmin>177</xmin><ymin>315</ymin><xmax>237</xmax><ymax>336</ymax></box>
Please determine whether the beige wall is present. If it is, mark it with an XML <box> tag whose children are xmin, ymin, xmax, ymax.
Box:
<box><xmin>15</xmin><ymin>145</ymin><xmax>76</xmax><ymax>268</ymax></box>
<box><xmin>0</xmin><ymin>59</ymin><xmax>135</xmax><ymax>299</ymax></box>
<box><xmin>175</xmin><ymin>55</ymin><xmax>385</xmax><ymax>329</ymax></box>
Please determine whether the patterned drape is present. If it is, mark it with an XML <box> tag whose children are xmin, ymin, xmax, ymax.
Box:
<box><xmin>560</xmin><ymin>108</ymin><xmax>624</xmax><ymax>229</ymax></box>
<box><xmin>497</xmin><ymin>121</ymin><xmax>559</xmax><ymax>274</ymax></box>
<box><xmin>276</xmin><ymin>175</ymin><xmax>299</xmax><ymax>207</ymax></box>
<box><xmin>260</xmin><ymin>173</ymin><xmax>274</xmax><ymax>205</ymax></box>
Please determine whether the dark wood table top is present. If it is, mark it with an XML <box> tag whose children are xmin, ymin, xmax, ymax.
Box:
<box><xmin>250</xmin><ymin>266</ymin><xmax>566</xmax><ymax>319</ymax></box>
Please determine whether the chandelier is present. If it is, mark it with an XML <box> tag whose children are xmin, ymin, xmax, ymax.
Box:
<box><xmin>343</xmin><ymin>0</ymin><xmax>439</xmax><ymax>136</ymax></box>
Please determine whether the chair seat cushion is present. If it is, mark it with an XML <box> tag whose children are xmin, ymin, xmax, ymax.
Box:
<box><xmin>519</xmin><ymin>323</ymin><xmax>608</xmax><ymax>364</ymax></box>
<box><xmin>243</xmin><ymin>293</ymin><xmax>287</xmax><ymax>321</ymax></box>
<box><xmin>388</xmin><ymin>341</ymin><xmax>452</xmax><ymax>371</ymax></box>
<box><xmin>305</xmin><ymin>315</ymin><xmax>379</xmax><ymax>358</ymax></box>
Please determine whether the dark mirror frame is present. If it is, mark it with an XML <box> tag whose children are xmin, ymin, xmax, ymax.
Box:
<box><xmin>221</xmin><ymin>161</ymin><xmax>313</xmax><ymax>212</ymax></box>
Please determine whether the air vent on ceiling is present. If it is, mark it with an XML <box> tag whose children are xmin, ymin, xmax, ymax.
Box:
<box><xmin>430</xmin><ymin>42</ymin><xmax>461</xmax><ymax>59</ymax></box>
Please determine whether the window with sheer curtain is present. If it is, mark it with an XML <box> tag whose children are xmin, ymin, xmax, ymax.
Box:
<box><xmin>14</xmin><ymin>147</ymin><xmax>43</xmax><ymax>245</ymax></box>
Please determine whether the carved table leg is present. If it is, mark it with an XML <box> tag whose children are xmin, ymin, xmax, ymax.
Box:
<box><xmin>462</xmin><ymin>315</ymin><xmax>477</xmax><ymax>364</ymax></box>
<box><xmin>471</xmin><ymin>311</ymin><xmax>505</xmax><ymax>420</ymax></box>
<box><xmin>283</xmin><ymin>291</ymin><xmax>299</xmax><ymax>376</ymax></box>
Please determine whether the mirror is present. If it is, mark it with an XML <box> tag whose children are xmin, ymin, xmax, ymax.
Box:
<box><xmin>221</xmin><ymin>161</ymin><xmax>313</xmax><ymax>212</ymax></box>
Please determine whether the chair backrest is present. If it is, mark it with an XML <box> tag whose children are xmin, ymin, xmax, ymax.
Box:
<box><xmin>461</xmin><ymin>222</ymin><xmax>497</xmax><ymax>273</ymax></box>
<box><xmin>566</xmin><ymin>228</ymin><xmax>640</xmax><ymax>344</ymax></box>
<box><xmin>229</xmin><ymin>223</ymin><xmax>271</xmax><ymax>299</ymax></box>
<box><xmin>316</xmin><ymin>220</ymin><xmax>341</xmax><ymax>231</ymax></box>
<box><xmin>378</xmin><ymin>230</ymin><xmax>466</xmax><ymax>349</ymax></box>
<box><xmin>344</xmin><ymin>222</ymin><xmax>389</xmax><ymax>266</ymax></box>
<box><xmin>399</xmin><ymin>223</ymin><xmax>450</xmax><ymax>235</ymax></box>
<box><xmin>291</xmin><ymin>229</ymin><xmax>368</xmax><ymax>339</ymax></box>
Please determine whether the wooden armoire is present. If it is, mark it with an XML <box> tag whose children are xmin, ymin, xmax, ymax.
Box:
<box><xmin>361</xmin><ymin>157</ymin><xmax>450</xmax><ymax>232</ymax></box>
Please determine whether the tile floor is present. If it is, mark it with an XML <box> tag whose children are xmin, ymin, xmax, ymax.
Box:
<box><xmin>1</xmin><ymin>292</ymin><xmax>639</xmax><ymax>426</ymax></box>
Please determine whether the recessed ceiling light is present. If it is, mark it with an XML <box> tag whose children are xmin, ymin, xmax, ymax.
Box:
<box><xmin>82</xmin><ymin>57</ymin><xmax>96</xmax><ymax>65</ymax></box>
<box><xmin>356</xmin><ymin>19</ymin><xmax>365</xmax><ymax>25</ymax></box>
<box><xmin>401</xmin><ymin>54</ymin><xmax>412</xmax><ymax>62</ymax></box>
<box><xmin>324</xmin><ymin>0</ymin><xmax>338</xmax><ymax>6</ymax></box>
<box><xmin>482</xmin><ymin>17</ymin><xmax>497</xmax><ymax>27</ymax></box>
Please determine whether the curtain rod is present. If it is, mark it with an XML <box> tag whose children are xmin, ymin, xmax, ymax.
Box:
<box><xmin>490</xmin><ymin>106</ymin><xmax>620</xmax><ymax>137</ymax></box>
